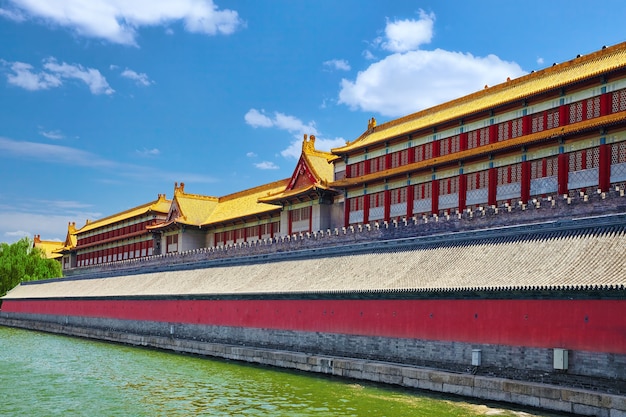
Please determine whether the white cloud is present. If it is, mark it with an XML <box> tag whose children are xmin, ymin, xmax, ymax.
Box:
<box><xmin>246</xmin><ymin>151</ymin><xmax>257</xmax><ymax>158</ymax></box>
<box><xmin>2</xmin><ymin>0</ymin><xmax>244</xmax><ymax>46</ymax></box>
<box><xmin>244</xmin><ymin>108</ymin><xmax>274</xmax><ymax>128</ymax></box>
<box><xmin>5</xmin><ymin>61</ymin><xmax>62</xmax><ymax>91</ymax></box>
<box><xmin>338</xmin><ymin>12</ymin><xmax>526</xmax><ymax>118</ymax></box>
<box><xmin>362</xmin><ymin>50</ymin><xmax>376</xmax><ymax>61</ymax></box>
<box><xmin>4</xmin><ymin>58</ymin><xmax>114</xmax><ymax>95</ymax></box>
<box><xmin>254</xmin><ymin>161</ymin><xmax>279</xmax><ymax>170</ymax></box>
<box><xmin>40</xmin><ymin>129</ymin><xmax>64</xmax><ymax>140</ymax></box>
<box><xmin>244</xmin><ymin>108</ymin><xmax>344</xmax><ymax>159</ymax></box>
<box><xmin>323</xmin><ymin>59</ymin><xmax>351</xmax><ymax>71</ymax></box>
<box><xmin>136</xmin><ymin>148</ymin><xmax>160</xmax><ymax>157</ymax></box>
<box><xmin>43</xmin><ymin>58</ymin><xmax>114</xmax><ymax>95</ymax></box>
<box><xmin>378</xmin><ymin>11</ymin><xmax>435</xmax><ymax>53</ymax></box>
<box><xmin>0</xmin><ymin>136</ymin><xmax>215</xmax><ymax>184</ymax></box>
<box><xmin>537</xmin><ymin>57</ymin><xmax>545</xmax><ymax>65</ymax></box>
<box><xmin>0</xmin><ymin>7</ymin><xmax>24</xmax><ymax>21</ymax></box>
<box><xmin>121</xmin><ymin>68</ymin><xmax>153</xmax><ymax>86</ymax></box>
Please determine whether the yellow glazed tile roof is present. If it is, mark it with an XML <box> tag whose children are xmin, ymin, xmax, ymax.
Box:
<box><xmin>259</xmin><ymin>135</ymin><xmax>336</xmax><ymax>203</ymax></box>
<box><xmin>168</xmin><ymin>183</ymin><xmax>219</xmax><ymax>226</ymax></box>
<box><xmin>77</xmin><ymin>194</ymin><xmax>171</xmax><ymax>234</ymax></box>
<box><xmin>333</xmin><ymin>41</ymin><xmax>626</xmax><ymax>154</ymax></box>
<box><xmin>203</xmin><ymin>179</ymin><xmax>290</xmax><ymax>225</ymax></box>
<box><xmin>33</xmin><ymin>239</ymin><xmax>63</xmax><ymax>260</ymax></box>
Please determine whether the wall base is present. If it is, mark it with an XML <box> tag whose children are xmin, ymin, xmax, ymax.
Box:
<box><xmin>1</xmin><ymin>317</ymin><xmax>625</xmax><ymax>417</ymax></box>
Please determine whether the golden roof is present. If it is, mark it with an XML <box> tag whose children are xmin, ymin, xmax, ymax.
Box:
<box><xmin>259</xmin><ymin>135</ymin><xmax>336</xmax><ymax>204</ymax></box>
<box><xmin>169</xmin><ymin>182</ymin><xmax>219</xmax><ymax>226</ymax></box>
<box><xmin>205</xmin><ymin>179</ymin><xmax>289</xmax><ymax>225</ymax></box>
<box><xmin>33</xmin><ymin>236</ymin><xmax>63</xmax><ymax>260</ymax></box>
<box><xmin>333</xmin><ymin>41</ymin><xmax>626</xmax><ymax>154</ymax></box>
<box><xmin>77</xmin><ymin>194</ymin><xmax>171</xmax><ymax>234</ymax></box>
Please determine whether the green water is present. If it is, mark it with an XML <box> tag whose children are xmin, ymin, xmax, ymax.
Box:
<box><xmin>0</xmin><ymin>327</ymin><xmax>563</xmax><ymax>416</ymax></box>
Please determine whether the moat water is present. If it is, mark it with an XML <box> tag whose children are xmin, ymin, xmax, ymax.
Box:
<box><xmin>0</xmin><ymin>326</ymin><xmax>567</xmax><ymax>416</ymax></box>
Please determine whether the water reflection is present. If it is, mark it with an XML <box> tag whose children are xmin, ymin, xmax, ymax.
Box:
<box><xmin>0</xmin><ymin>327</ymin><xmax>562</xmax><ymax>416</ymax></box>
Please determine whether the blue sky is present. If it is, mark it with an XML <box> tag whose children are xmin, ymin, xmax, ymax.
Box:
<box><xmin>0</xmin><ymin>0</ymin><xmax>625</xmax><ymax>243</ymax></box>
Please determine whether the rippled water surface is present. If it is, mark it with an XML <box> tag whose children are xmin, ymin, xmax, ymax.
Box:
<box><xmin>0</xmin><ymin>327</ymin><xmax>563</xmax><ymax>416</ymax></box>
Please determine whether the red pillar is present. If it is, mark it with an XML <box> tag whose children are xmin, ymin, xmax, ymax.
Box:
<box><xmin>488</xmin><ymin>167</ymin><xmax>497</xmax><ymax>206</ymax></box>
<box><xmin>599</xmin><ymin>142</ymin><xmax>611</xmax><ymax>192</ymax></box>
<box><xmin>522</xmin><ymin>115</ymin><xmax>531</xmax><ymax>136</ymax></box>
<box><xmin>600</xmin><ymin>92</ymin><xmax>611</xmax><ymax>116</ymax></box>
<box><xmin>432</xmin><ymin>140</ymin><xmax>441</xmax><ymax>158</ymax></box>
<box><xmin>459</xmin><ymin>132</ymin><xmax>468</xmax><ymax>152</ymax></box>
<box><xmin>288</xmin><ymin>210</ymin><xmax>293</xmax><ymax>235</ymax></box>
<box><xmin>489</xmin><ymin>125</ymin><xmax>497</xmax><ymax>144</ymax></box>
<box><xmin>406</xmin><ymin>184</ymin><xmax>414</xmax><ymax>219</ymax></box>
<box><xmin>559</xmin><ymin>104</ymin><xmax>568</xmax><ymax>127</ymax></box>
<box><xmin>557</xmin><ymin>152</ymin><xmax>569</xmax><ymax>195</ymax></box>
<box><xmin>431</xmin><ymin>179</ymin><xmax>439</xmax><ymax>214</ymax></box>
<box><xmin>344</xmin><ymin>196</ymin><xmax>350</xmax><ymax>228</ymax></box>
<box><xmin>521</xmin><ymin>160</ymin><xmax>531</xmax><ymax>203</ymax></box>
<box><xmin>383</xmin><ymin>189</ymin><xmax>391</xmax><ymax>222</ymax></box>
<box><xmin>458</xmin><ymin>173</ymin><xmax>467</xmax><ymax>211</ymax></box>
<box><xmin>363</xmin><ymin>194</ymin><xmax>370</xmax><ymax>224</ymax></box>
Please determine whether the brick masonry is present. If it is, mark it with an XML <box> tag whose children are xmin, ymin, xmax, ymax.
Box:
<box><xmin>1</xmin><ymin>314</ymin><xmax>625</xmax><ymax>417</ymax></box>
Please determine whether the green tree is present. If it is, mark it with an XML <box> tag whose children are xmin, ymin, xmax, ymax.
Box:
<box><xmin>0</xmin><ymin>237</ymin><xmax>63</xmax><ymax>298</ymax></box>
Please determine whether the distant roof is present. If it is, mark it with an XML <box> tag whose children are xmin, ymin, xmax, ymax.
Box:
<box><xmin>333</xmin><ymin>41</ymin><xmax>626</xmax><ymax>154</ymax></box>
<box><xmin>32</xmin><ymin>236</ymin><xmax>63</xmax><ymax>260</ymax></box>
<box><xmin>259</xmin><ymin>135</ymin><xmax>336</xmax><ymax>204</ymax></box>
<box><xmin>77</xmin><ymin>194</ymin><xmax>171</xmax><ymax>234</ymax></box>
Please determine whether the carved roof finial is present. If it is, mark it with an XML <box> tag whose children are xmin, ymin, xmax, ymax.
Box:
<box><xmin>367</xmin><ymin>117</ymin><xmax>377</xmax><ymax>131</ymax></box>
<box><xmin>302</xmin><ymin>134</ymin><xmax>315</xmax><ymax>153</ymax></box>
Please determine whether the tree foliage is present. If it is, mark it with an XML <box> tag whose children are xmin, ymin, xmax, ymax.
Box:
<box><xmin>0</xmin><ymin>237</ymin><xmax>63</xmax><ymax>298</ymax></box>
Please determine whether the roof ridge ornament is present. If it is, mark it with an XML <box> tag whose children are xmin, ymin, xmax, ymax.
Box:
<box><xmin>302</xmin><ymin>134</ymin><xmax>316</xmax><ymax>153</ymax></box>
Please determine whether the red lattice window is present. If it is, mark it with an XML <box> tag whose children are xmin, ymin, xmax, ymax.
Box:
<box><xmin>413</xmin><ymin>182</ymin><xmax>432</xmax><ymax>199</ymax></box>
<box><xmin>440</xmin><ymin>135</ymin><xmax>461</xmax><ymax>156</ymax></box>
<box><xmin>467</xmin><ymin>170</ymin><xmax>489</xmax><ymax>190</ymax></box>
<box><xmin>368</xmin><ymin>191</ymin><xmax>385</xmax><ymax>208</ymax></box>
<box><xmin>530</xmin><ymin>157</ymin><xmax>557</xmax><ymax>179</ymax></box>
<box><xmin>587</xmin><ymin>97</ymin><xmax>600</xmax><ymax>119</ymax></box>
<box><xmin>611</xmin><ymin>142</ymin><xmax>626</xmax><ymax>164</ymax></box>
<box><xmin>414</xmin><ymin>142</ymin><xmax>433</xmax><ymax>162</ymax></box>
<box><xmin>569</xmin><ymin>102</ymin><xmax>583</xmax><ymax>124</ymax></box>
<box><xmin>349</xmin><ymin>196</ymin><xmax>364</xmax><ymax>212</ymax></box>
<box><xmin>569</xmin><ymin>148</ymin><xmax>600</xmax><ymax>171</ymax></box>
<box><xmin>390</xmin><ymin>149</ymin><xmax>409</xmax><ymax>168</ymax></box>
<box><xmin>390</xmin><ymin>187</ymin><xmax>407</xmax><ymax>204</ymax></box>
<box><xmin>291</xmin><ymin>207</ymin><xmax>310</xmax><ymax>222</ymax></box>
<box><xmin>467</xmin><ymin>127</ymin><xmax>490</xmax><ymax>149</ymax></box>
<box><xmin>348</xmin><ymin>161</ymin><xmax>366</xmax><ymax>178</ymax></box>
<box><xmin>439</xmin><ymin>176</ymin><xmax>459</xmax><ymax>195</ymax></box>
<box><xmin>546</xmin><ymin>109</ymin><xmax>560</xmax><ymax>129</ymax></box>
<box><xmin>531</xmin><ymin>113</ymin><xmax>545</xmax><ymax>133</ymax></box>
<box><xmin>497</xmin><ymin>164</ymin><xmax>522</xmax><ymax>185</ymax></box>
<box><xmin>612</xmin><ymin>88</ymin><xmax>626</xmax><ymax>113</ymax></box>
<box><xmin>369</xmin><ymin>155</ymin><xmax>386</xmax><ymax>173</ymax></box>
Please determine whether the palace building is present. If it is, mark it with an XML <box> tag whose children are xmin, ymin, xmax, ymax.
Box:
<box><xmin>54</xmin><ymin>42</ymin><xmax>626</xmax><ymax>271</ymax></box>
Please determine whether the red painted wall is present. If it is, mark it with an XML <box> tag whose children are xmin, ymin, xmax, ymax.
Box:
<box><xmin>3</xmin><ymin>298</ymin><xmax>625</xmax><ymax>354</ymax></box>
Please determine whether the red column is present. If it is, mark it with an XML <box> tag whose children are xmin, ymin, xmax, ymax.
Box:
<box><xmin>344</xmin><ymin>196</ymin><xmax>350</xmax><ymax>228</ymax></box>
<box><xmin>432</xmin><ymin>140</ymin><xmax>441</xmax><ymax>158</ymax></box>
<box><xmin>458</xmin><ymin>173</ymin><xmax>467</xmax><ymax>211</ymax></box>
<box><xmin>459</xmin><ymin>132</ymin><xmax>468</xmax><ymax>152</ymax></box>
<box><xmin>488</xmin><ymin>125</ymin><xmax>497</xmax><ymax>144</ymax></box>
<box><xmin>406</xmin><ymin>184</ymin><xmax>414</xmax><ymax>219</ymax></box>
<box><xmin>599</xmin><ymin>142</ymin><xmax>611</xmax><ymax>192</ymax></box>
<box><xmin>600</xmin><ymin>92</ymin><xmax>611</xmax><ymax>116</ymax></box>
<box><xmin>363</xmin><ymin>194</ymin><xmax>370</xmax><ymax>224</ymax></box>
<box><xmin>522</xmin><ymin>115</ymin><xmax>531</xmax><ymax>136</ymax></box>
<box><xmin>557</xmin><ymin>152</ymin><xmax>569</xmax><ymax>195</ymax></box>
<box><xmin>521</xmin><ymin>160</ymin><xmax>531</xmax><ymax>203</ymax></box>
<box><xmin>385</xmin><ymin>153</ymin><xmax>391</xmax><ymax>171</ymax></box>
<box><xmin>383</xmin><ymin>189</ymin><xmax>391</xmax><ymax>222</ymax></box>
<box><xmin>488</xmin><ymin>167</ymin><xmax>497</xmax><ymax>206</ymax></box>
<box><xmin>559</xmin><ymin>104</ymin><xmax>568</xmax><ymax>127</ymax></box>
<box><xmin>288</xmin><ymin>210</ymin><xmax>293</xmax><ymax>235</ymax></box>
<box><xmin>431</xmin><ymin>179</ymin><xmax>439</xmax><ymax>214</ymax></box>
<box><xmin>408</xmin><ymin>147</ymin><xmax>415</xmax><ymax>164</ymax></box>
